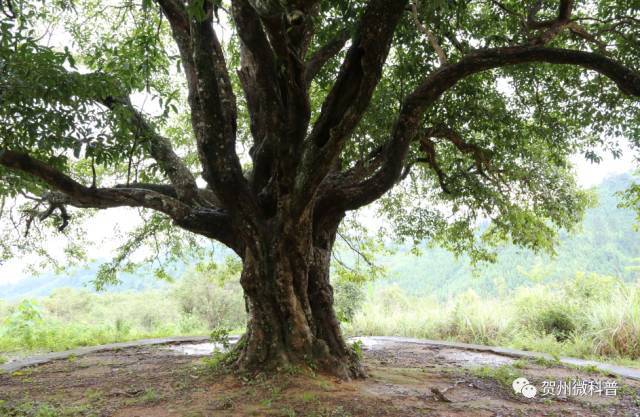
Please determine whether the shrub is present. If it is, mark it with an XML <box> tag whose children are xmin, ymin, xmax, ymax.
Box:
<box><xmin>376</xmin><ymin>284</ymin><xmax>410</xmax><ymax>314</ymax></box>
<box><xmin>178</xmin><ymin>314</ymin><xmax>205</xmax><ymax>333</ymax></box>
<box><xmin>173</xmin><ymin>266</ymin><xmax>245</xmax><ymax>331</ymax></box>
<box><xmin>562</xmin><ymin>273</ymin><xmax>620</xmax><ymax>303</ymax></box>
<box><xmin>333</xmin><ymin>280</ymin><xmax>364</xmax><ymax>323</ymax></box>
<box><xmin>588</xmin><ymin>287</ymin><xmax>640</xmax><ymax>359</ymax></box>
<box><xmin>439</xmin><ymin>290</ymin><xmax>512</xmax><ymax>345</ymax></box>
<box><xmin>345</xmin><ymin>272</ymin><xmax>640</xmax><ymax>366</ymax></box>
<box><xmin>41</xmin><ymin>288</ymin><xmax>95</xmax><ymax>321</ymax></box>
<box><xmin>511</xmin><ymin>285</ymin><xmax>578</xmax><ymax>342</ymax></box>
<box><xmin>210</xmin><ymin>326</ymin><xmax>231</xmax><ymax>350</ymax></box>
<box><xmin>537</xmin><ymin>309</ymin><xmax>576</xmax><ymax>342</ymax></box>
<box><xmin>3</xmin><ymin>270</ymin><xmax>640</xmax><ymax>369</ymax></box>
<box><xmin>2</xmin><ymin>300</ymin><xmax>44</xmax><ymax>349</ymax></box>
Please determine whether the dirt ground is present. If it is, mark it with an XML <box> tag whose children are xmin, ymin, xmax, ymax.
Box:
<box><xmin>1</xmin><ymin>339</ymin><xmax>639</xmax><ymax>417</ymax></box>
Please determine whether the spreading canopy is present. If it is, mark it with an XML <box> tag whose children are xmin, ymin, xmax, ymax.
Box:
<box><xmin>1</xmin><ymin>0</ymin><xmax>640</xmax><ymax>268</ymax></box>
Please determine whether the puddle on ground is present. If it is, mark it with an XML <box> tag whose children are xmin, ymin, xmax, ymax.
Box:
<box><xmin>166</xmin><ymin>337</ymin><xmax>382</xmax><ymax>356</ymax></box>
<box><xmin>349</xmin><ymin>337</ymin><xmax>385</xmax><ymax>350</ymax></box>
<box><xmin>166</xmin><ymin>343</ymin><xmax>227</xmax><ymax>355</ymax></box>
<box><xmin>436</xmin><ymin>348</ymin><xmax>514</xmax><ymax>366</ymax></box>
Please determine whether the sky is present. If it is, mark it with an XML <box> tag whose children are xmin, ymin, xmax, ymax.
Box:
<box><xmin>572</xmin><ymin>142</ymin><xmax>636</xmax><ymax>187</ymax></box>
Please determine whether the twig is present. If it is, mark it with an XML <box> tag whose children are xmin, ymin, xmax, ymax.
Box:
<box><xmin>336</xmin><ymin>230</ymin><xmax>376</xmax><ymax>268</ymax></box>
<box><xmin>430</xmin><ymin>387</ymin><xmax>453</xmax><ymax>402</ymax></box>
<box><xmin>410</xmin><ymin>1</ymin><xmax>447</xmax><ymax>65</ymax></box>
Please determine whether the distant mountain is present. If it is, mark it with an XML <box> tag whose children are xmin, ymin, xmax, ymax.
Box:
<box><xmin>378</xmin><ymin>173</ymin><xmax>640</xmax><ymax>299</ymax></box>
<box><xmin>0</xmin><ymin>242</ymin><xmax>235</xmax><ymax>300</ymax></box>
<box><xmin>0</xmin><ymin>262</ymin><xmax>177</xmax><ymax>300</ymax></box>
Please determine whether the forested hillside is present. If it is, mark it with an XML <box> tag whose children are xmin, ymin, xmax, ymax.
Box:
<box><xmin>381</xmin><ymin>173</ymin><xmax>640</xmax><ymax>298</ymax></box>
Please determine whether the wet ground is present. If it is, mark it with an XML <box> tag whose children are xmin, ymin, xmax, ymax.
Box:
<box><xmin>1</xmin><ymin>338</ymin><xmax>640</xmax><ymax>416</ymax></box>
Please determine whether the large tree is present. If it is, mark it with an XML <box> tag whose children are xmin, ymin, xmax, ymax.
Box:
<box><xmin>1</xmin><ymin>0</ymin><xmax>639</xmax><ymax>378</ymax></box>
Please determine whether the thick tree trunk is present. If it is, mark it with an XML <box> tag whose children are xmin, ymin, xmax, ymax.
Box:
<box><xmin>232</xmin><ymin>219</ymin><xmax>364</xmax><ymax>379</ymax></box>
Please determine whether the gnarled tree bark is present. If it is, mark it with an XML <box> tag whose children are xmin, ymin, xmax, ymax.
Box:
<box><xmin>234</xmin><ymin>213</ymin><xmax>362</xmax><ymax>378</ymax></box>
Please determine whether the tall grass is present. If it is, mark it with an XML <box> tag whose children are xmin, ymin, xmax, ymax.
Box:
<box><xmin>345</xmin><ymin>273</ymin><xmax>640</xmax><ymax>366</ymax></box>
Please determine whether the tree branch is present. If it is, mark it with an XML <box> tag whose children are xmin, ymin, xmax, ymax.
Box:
<box><xmin>22</xmin><ymin>59</ymin><xmax>201</xmax><ymax>205</ymax></box>
<box><xmin>188</xmin><ymin>5</ymin><xmax>260</xmax><ymax>230</ymax></box>
<box><xmin>157</xmin><ymin>0</ymin><xmax>245</xmax><ymax>211</ymax></box>
<box><xmin>410</xmin><ymin>1</ymin><xmax>447</xmax><ymax>65</ymax></box>
<box><xmin>232</xmin><ymin>0</ymin><xmax>281</xmax><ymax>123</ymax></box>
<box><xmin>490</xmin><ymin>0</ymin><xmax>523</xmax><ymax>20</ymax></box>
<box><xmin>295</xmin><ymin>0</ymin><xmax>408</xmax><ymax>213</ymax></box>
<box><xmin>0</xmin><ymin>149</ymin><xmax>190</xmax><ymax>217</ymax></box>
<box><xmin>101</xmin><ymin>95</ymin><xmax>199</xmax><ymax>203</ymax></box>
<box><xmin>425</xmin><ymin>126</ymin><xmax>493</xmax><ymax>175</ymax></box>
<box><xmin>528</xmin><ymin>0</ymin><xmax>574</xmax><ymax>45</ymax></box>
<box><xmin>0</xmin><ymin>149</ymin><xmax>239</xmax><ymax>250</ymax></box>
<box><xmin>417</xmin><ymin>137</ymin><xmax>450</xmax><ymax>193</ymax></box>
<box><xmin>115</xmin><ymin>182</ymin><xmax>222</xmax><ymax>207</ymax></box>
<box><xmin>318</xmin><ymin>45</ymin><xmax>640</xmax><ymax>214</ymax></box>
<box><xmin>305</xmin><ymin>29</ymin><xmax>350</xmax><ymax>85</ymax></box>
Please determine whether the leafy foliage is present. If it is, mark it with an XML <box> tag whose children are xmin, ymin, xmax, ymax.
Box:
<box><xmin>172</xmin><ymin>260</ymin><xmax>246</xmax><ymax>330</ymax></box>
<box><xmin>2</xmin><ymin>300</ymin><xmax>43</xmax><ymax>349</ymax></box>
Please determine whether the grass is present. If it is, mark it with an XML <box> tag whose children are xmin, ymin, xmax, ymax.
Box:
<box><xmin>136</xmin><ymin>388</ymin><xmax>161</xmax><ymax>405</ymax></box>
<box><xmin>0</xmin><ymin>401</ymin><xmax>96</xmax><ymax>417</ymax></box>
<box><xmin>345</xmin><ymin>273</ymin><xmax>640</xmax><ymax>368</ymax></box>
<box><xmin>470</xmin><ymin>364</ymin><xmax>523</xmax><ymax>388</ymax></box>
<box><xmin>533</xmin><ymin>356</ymin><xmax>561</xmax><ymax>367</ymax></box>
<box><xmin>301</xmin><ymin>392</ymin><xmax>318</xmax><ymax>402</ymax></box>
<box><xmin>511</xmin><ymin>359</ymin><xmax>529</xmax><ymax>369</ymax></box>
<box><xmin>83</xmin><ymin>388</ymin><xmax>104</xmax><ymax>403</ymax></box>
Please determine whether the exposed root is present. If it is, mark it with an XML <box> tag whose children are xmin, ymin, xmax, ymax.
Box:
<box><xmin>225</xmin><ymin>333</ymin><xmax>366</xmax><ymax>380</ymax></box>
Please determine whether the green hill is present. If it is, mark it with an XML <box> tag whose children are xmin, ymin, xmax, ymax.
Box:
<box><xmin>378</xmin><ymin>173</ymin><xmax>640</xmax><ymax>298</ymax></box>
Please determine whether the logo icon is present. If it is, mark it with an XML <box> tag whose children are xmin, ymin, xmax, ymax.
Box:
<box><xmin>512</xmin><ymin>377</ymin><xmax>537</xmax><ymax>398</ymax></box>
